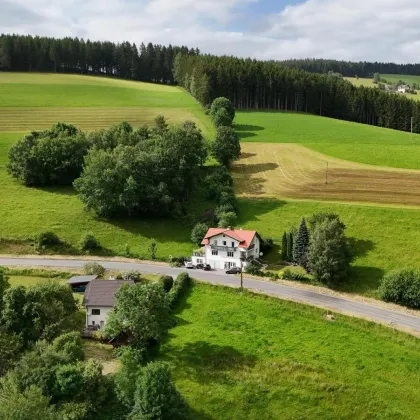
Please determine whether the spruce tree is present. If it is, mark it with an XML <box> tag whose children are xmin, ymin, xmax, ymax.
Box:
<box><xmin>287</xmin><ymin>233</ymin><xmax>293</xmax><ymax>262</ymax></box>
<box><xmin>281</xmin><ymin>232</ymin><xmax>288</xmax><ymax>261</ymax></box>
<box><xmin>293</xmin><ymin>218</ymin><xmax>310</xmax><ymax>267</ymax></box>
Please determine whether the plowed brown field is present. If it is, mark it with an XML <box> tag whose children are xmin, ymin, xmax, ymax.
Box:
<box><xmin>232</xmin><ymin>143</ymin><xmax>420</xmax><ymax>206</ymax></box>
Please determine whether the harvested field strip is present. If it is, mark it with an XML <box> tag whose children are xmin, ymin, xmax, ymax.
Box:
<box><xmin>232</xmin><ymin>143</ymin><xmax>420</xmax><ymax>206</ymax></box>
<box><xmin>0</xmin><ymin>107</ymin><xmax>200</xmax><ymax>132</ymax></box>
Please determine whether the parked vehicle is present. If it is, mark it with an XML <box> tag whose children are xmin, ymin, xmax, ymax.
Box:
<box><xmin>225</xmin><ymin>266</ymin><xmax>241</xmax><ymax>274</ymax></box>
<box><xmin>203</xmin><ymin>264</ymin><xmax>211</xmax><ymax>271</ymax></box>
<box><xmin>195</xmin><ymin>263</ymin><xmax>204</xmax><ymax>269</ymax></box>
<box><xmin>185</xmin><ymin>262</ymin><xmax>195</xmax><ymax>269</ymax></box>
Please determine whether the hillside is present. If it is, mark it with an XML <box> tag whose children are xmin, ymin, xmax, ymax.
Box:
<box><xmin>161</xmin><ymin>283</ymin><xmax>420</xmax><ymax>420</ymax></box>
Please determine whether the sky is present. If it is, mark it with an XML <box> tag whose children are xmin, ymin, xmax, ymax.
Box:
<box><xmin>2</xmin><ymin>0</ymin><xmax>420</xmax><ymax>63</ymax></box>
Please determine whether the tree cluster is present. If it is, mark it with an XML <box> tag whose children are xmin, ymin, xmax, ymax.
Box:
<box><xmin>174</xmin><ymin>54</ymin><xmax>420</xmax><ymax>134</ymax></box>
<box><xmin>74</xmin><ymin>118</ymin><xmax>208</xmax><ymax>217</ymax></box>
<box><xmin>277</xmin><ymin>58</ymin><xmax>420</xmax><ymax>78</ymax></box>
<box><xmin>0</xmin><ymin>34</ymin><xmax>198</xmax><ymax>84</ymax></box>
<box><xmin>7</xmin><ymin>123</ymin><xmax>90</xmax><ymax>186</ymax></box>
<box><xmin>281</xmin><ymin>213</ymin><xmax>352</xmax><ymax>286</ymax></box>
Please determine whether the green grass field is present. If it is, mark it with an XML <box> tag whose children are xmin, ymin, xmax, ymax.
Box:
<box><xmin>382</xmin><ymin>74</ymin><xmax>420</xmax><ymax>86</ymax></box>
<box><xmin>235</xmin><ymin>111</ymin><xmax>420</xmax><ymax>169</ymax></box>
<box><xmin>0</xmin><ymin>72</ymin><xmax>214</xmax><ymax>138</ymax></box>
<box><xmin>161</xmin><ymin>283</ymin><xmax>420</xmax><ymax>420</ymax></box>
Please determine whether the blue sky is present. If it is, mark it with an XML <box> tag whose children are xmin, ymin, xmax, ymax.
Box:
<box><xmin>2</xmin><ymin>0</ymin><xmax>420</xmax><ymax>63</ymax></box>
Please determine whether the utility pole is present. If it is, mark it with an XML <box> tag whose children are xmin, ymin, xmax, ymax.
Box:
<box><xmin>325</xmin><ymin>161</ymin><xmax>329</xmax><ymax>184</ymax></box>
<box><xmin>240</xmin><ymin>259</ymin><xmax>243</xmax><ymax>291</ymax></box>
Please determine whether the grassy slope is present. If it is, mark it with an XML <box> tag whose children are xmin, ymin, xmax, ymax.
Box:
<box><xmin>235</xmin><ymin>111</ymin><xmax>420</xmax><ymax>169</ymax></box>
<box><xmin>0</xmin><ymin>73</ymin><xmax>215</xmax><ymax>260</ymax></box>
<box><xmin>161</xmin><ymin>283</ymin><xmax>420</xmax><ymax>420</ymax></box>
<box><xmin>237</xmin><ymin>198</ymin><xmax>420</xmax><ymax>295</ymax></box>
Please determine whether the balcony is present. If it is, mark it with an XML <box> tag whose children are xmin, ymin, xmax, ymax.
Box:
<box><xmin>211</xmin><ymin>245</ymin><xmax>237</xmax><ymax>252</ymax></box>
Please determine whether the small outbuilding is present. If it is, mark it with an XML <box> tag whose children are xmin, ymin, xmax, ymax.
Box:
<box><xmin>67</xmin><ymin>275</ymin><xmax>98</xmax><ymax>292</ymax></box>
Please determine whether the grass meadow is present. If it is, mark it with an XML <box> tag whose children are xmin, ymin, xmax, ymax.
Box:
<box><xmin>161</xmin><ymin>283</ymin><xmax>420</xmax><ymax>420</ymax></box>
<box><xmin>235</xmin><ymin>111</ymin><xmax>420</xmax><ymax>169</ymax></box>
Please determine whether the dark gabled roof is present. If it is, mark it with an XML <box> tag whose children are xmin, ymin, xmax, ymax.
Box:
<box><xmin>83</xmin><ymin>279</ymin><xmax>134</xmax><ymax>307</ymax></box>
<box><xmin>67</xmin><ymin>275</ymin><xmax>98</xmax><ymax>285</ymax></box>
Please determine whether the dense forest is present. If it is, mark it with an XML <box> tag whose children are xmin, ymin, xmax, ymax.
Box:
<box><xmin>278</xmin><ymin>58</ymin><xmax>420</xmax><ymax>78</ymax></box>
<box><xmin>174</xmin><ymin>54</ymin><xmax>420</xmax><ymax>134</ymax></box>
<box><xmin>0</xmin><ymin>34</ymin><xmax>198</xmax><ymax>83</ymax></box>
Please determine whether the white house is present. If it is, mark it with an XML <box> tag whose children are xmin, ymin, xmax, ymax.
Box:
<box><xmin>191</xmin><ymin>227</ymin><xmax>261</xmax><ymax>270</ymax></box>
<box><xmin>398</xmin><ymin>85</ymin><xmax>410</xmax><ymax>94</ymax></box>
<box><xmin>82</xmin><ymin>279</ymin><xmax>134</xmax><ymax>330</ymax></box>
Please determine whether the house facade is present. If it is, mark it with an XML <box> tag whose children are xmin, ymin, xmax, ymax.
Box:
<box><xmin>83</xmin><ymin>279</ymin><xmax>134</xmax><ymax>330</ymax></box>
<box><xmin>398</xmin><ymin>85</ymin><xmax>410</xmax><ymax>93</ymax></box>
<box><xmin>191</xmin><ymin>228</ymin><xmax>261</xmax><ymax>270</ymax></box>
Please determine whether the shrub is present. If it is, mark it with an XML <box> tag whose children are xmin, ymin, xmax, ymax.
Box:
<box><xmin>80</xmin><ymin>233</ymin><xmax>101</xmax><ymax>252</ymax></box>
<box><xmin>159</xmin><ymin>275</ymin><xmax>174</xmax><ymax>293</ymax></box>
<box><xmin>168</xmin><ymin>272</ymin><xmax>191</xmax><ymax>307</ymax></box>
<box><xmin>148</xmin><ymin>239</ymin><xmax>157</xmax><ymax>260</ymax></box>
<box><xmin>378</xmin><ymin>269</ymin><xmax>420</xmax><ymax>309</ymax></box>
<box><xmin>84</xmin><ymin>262</ymin><xmax>106</xmax><ymax>277</ymax></box>
<box><xmin>245</xmin><ymin>263</ymin><xmax>263</xmax><ymax>276</ymax></box>
<box><xmin>260</xmin><ymin>236</ymin><xmax>274</xmax><ymax>255</ymax></box>
<box><xmin>169</xmin><ymin>257</ymin><xmax>186</xmax><ymax>267</ymax></box>
<box><xmin>282</xmin><ymin>268</ymin><xmax>311</xmax><ymax>283</ymax></box>
<box><xmin>191</xmin><ymin>223</ymin><xmax>209</xmax><ymax>246</ymax></box>
<box><xmin>131</xmin><ymin>362</ymin><xmax>188</xmax><ymax>420</ymax></box>
<box><xmin>122</xmin><ymin>270</ymin><xmax>142</xmax><ymax>282</ymax></box>
<box><xmin>215</xmin><ymin>203</ymin><xmax>236</xmax><ymax>218</ymax></box>
<box><xmin>218</xmin><ymin>211</ymin><xmax>237</xmax><ymax>228</ymax></box>
<box><xmin>36</xmin><ymin>231</ymin><xmax>61</xmax><ymax>247</ymax></box>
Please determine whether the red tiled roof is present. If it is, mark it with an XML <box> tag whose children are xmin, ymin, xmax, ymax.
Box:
<box><xmin>201</xmin><ymin>228</ymin><xmax>257</xmax><ymax>249</ymax></box>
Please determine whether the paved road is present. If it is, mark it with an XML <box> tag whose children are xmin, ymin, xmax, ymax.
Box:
<box><xmin>1</xmin><ymin>257</ymin><xmax>420</xmax><ymax>335</ymax></box>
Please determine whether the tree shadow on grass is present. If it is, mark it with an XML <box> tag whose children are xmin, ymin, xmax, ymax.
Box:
<box><xmin>188</xmin><ymin>407</ymin><xmax>216</xmax><ymax>420</ymax></box>
<box><xmin>34</xmin><ymin>185</ymin><xmax>77</xmax><ymax>197</ymax></box>
<box><xmin>347</xmin><ymin>238</ymin><xmax>376</xmax><ymax>259</ymax></box>
<box><xmin>163</xmin><ymin>341</ymin><xmax>256</xmax><ymax>385</ymax></box>
<box><xmin>334</xmin><ymin>266</ymin><xmax>384</xmax><ymax>295</ymax></box>
<box><xmin>234</xmin><ymin>123</ymin><xmax>265</xmax><ymax>140</ymax></box>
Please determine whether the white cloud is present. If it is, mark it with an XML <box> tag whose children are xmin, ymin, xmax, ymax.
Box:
<box><xmin>2</xmin><ymin>0</ymin><xmax>420</xmax><ymax>63</ymax></box>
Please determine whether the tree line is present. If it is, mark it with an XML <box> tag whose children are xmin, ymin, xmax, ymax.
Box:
<box><xmin>0</xmin><ymin>33</ymin><xmax>198</xmax><ymax>83</ymax></box>
<box><xmin>278</xmin><ymin>58</ymin><xmax>420</xmax><ymax>78</ymax></box>
<box><xmin>174</xmin><ymin>54</ymin><xmax>420</xmax><ymax>134</ymax></box>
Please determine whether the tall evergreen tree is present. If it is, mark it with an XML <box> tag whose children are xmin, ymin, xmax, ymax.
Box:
<box><xmin>293</xmin><ymin>218</ymin><xmax>310</xmax><ymax>267</ymax></box>
<box><xmin>287</xmin><ymin>233</ymin><xmax>294</xmax><ymax>262</ymax></box>
<box><xmin>281</xmin><ymin>232</ymin><xmax>288</xmax><ymax>261</ymax></box>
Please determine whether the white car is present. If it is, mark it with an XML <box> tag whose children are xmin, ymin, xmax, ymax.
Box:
<box><xmin>185</xmin><ymin>262</ymin><xmax>195</xmax><ymax>269</ymax></box>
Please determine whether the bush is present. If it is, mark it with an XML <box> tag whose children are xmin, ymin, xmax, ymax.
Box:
<box><xmin>245</xmin><ymin>263</ymin><xmax>263</xmax><ymax>276</ymax></box>
<box><xmin>215</xmin><ymin>203</ymin><xmax>236</xmax><ymax>218</ymax></box>
<box><xmin>217</xmin><ymin>211</ymin><xmax>237</xmax><ymax>228</ymax></box>
<box><xmin>168</xmin><ymin>272</ymin><xmax>191</xmax><ymax>307</ymax></box>
<box><xmin>191</xmin><ymin>222</ymin><xmax>209</xmax><ymax>246</ymax></box>
<box><xmin>131</xmin><ymin>362</ymin><xmax>188</xmax><ymax>420</ymax></box>
<box><xmin>80</xmin><ymin>233</ymin><xmax>101</xmax><ymax>252</ymax></box>
<box><xmin>84</xmin><ymin>262</ymin><xmax>106</xmax><ymax>277</ymax></box>
<box><xmin>36</xmin><ymin>231</ymin><xmax>61</xmax><ymax>247</ymax></box>
<box><xmin>159</xmin><ymin>275</ymin><xmax>174</xmax><ymax>293</ymax></box>
<box><xmin>282</xmin><ymin>268</ymin><xmax>311</xmax><ymax>283</ymax></box>
<box><xmin>122</xmin><ymin>270</ymin><xmax>142</xmax><ymax>282</ymax></box>
<box><xmin>169</xmin><ymin>256</ymin><xmax>186</xmax><ymax>267</ymax></box>
<box><xmin>260</xmin><ymin>236</ymin><xmax>274</xmax><ymax>255</ymax></box>
<box><xmin>378</xmin><ymin>269</ymin><xmax>420</xmax><ymax>309</ymax></box>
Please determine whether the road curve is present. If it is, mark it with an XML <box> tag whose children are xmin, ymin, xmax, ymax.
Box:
<box><xmin>1</xmin><ymin>257</ymin><xmax>419</xmax><ymax>335</ymax></box>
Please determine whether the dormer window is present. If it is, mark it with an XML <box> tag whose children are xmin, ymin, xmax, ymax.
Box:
<box><xmin>231</xmin><ymin>242</ymin><xmax>235</xmax><ymax>247</ymax></box>
<box><xmin>223</xmin><ymin>241</ymin><xmax>227</xmax><ymax>246</ymax></box>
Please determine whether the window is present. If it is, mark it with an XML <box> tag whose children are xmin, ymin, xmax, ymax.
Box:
<box><xmin>213</xmin><ymin>240</ymin><xmax>218</xmax><ymax>246</ymax></box>
<box><xmin>212</xmin><ymin>250</ymin><xmax>218</xmax><ymax>256</ymax></box>
<box><xmin>227</xmin><ymin>251</ymin><xmax>234</xmax><ymax>257</ymax></box>
<box><xmin>197</xmin><ymin>259</ymin><xmax>203</xmax><ymax>264</ymax></box>
<box><xmin>223</xmin><ymin>241</ymin><xmax>227</xmax><ymax>246</ymax></box>
<box><xmin>231</xmin><ymin>242</ymin><xmax>235</xmax><ymax>247</ymax></box>
<box><xmin>92</xmin><ymin>309</ymin><xmax>100</xmax><ymax>315</ymax></box>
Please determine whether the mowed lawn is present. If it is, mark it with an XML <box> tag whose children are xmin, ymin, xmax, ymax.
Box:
<box><xmin>161</xmin><ymin>283</ymin><xmax>420</xmax><ymax>420</ymax></box>
<box><xmin>0</xmin><ymin>72</ymin><xmax>214</xmax><ymax>138</ymax></box>
<box><xmin>235</xmin><ymin>111</ymin><xmax>420</xmax><ymax>169</ymax></box>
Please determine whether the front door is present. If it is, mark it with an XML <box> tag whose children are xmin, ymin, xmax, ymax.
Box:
<box><xmin>100</xmin><ymin>320</ymin><xmax>105</xmax><ymax>329</ymax></box>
